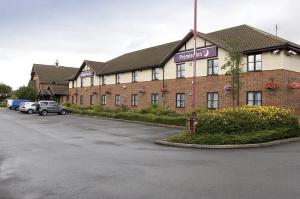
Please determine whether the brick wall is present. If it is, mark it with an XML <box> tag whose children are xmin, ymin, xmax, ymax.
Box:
<box><xmin>68</xmin><ymin>69</ymin><xmax>300</xmax><ymax>113</ymax></box>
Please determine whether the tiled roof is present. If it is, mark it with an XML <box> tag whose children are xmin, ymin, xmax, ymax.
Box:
<box><xmin>49</xmin><ymin>85</ymin><xmax>68</xmax><ymax>95</ymax></box>
<box><xmin>205</xmin><ymin>24</ymin><xmax>300</xmax><ymax>52</ymax></box>
<box><xmin>97</xmin><ymin>41</ymin><xmax>181</xmax><ymax>75</ymax></box>
<box><xmin>31</xmin><ymin>64</ymin><xmax>78</xmax><ymax>84</ymax></box>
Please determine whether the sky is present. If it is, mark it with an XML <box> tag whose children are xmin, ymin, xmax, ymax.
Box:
<box><xmin>0</xmin><ymin>0</ymin><xmax>300</xmax><ymax>89</ymax></box>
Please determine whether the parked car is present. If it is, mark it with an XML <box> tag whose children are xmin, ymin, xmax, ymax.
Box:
<box><xmin>37</xmin><ymin>101</ymin><xmax>67</xmax><ymax>116</ymax></box>
<box><xmin>11</xmin><ymin>99</ymin><xmax>29</xmax><ymax>111</ymax></box>
<box><xmin>19</xmin><ymin>102</ymin><xmax>38</xmax><ymax>114</ymax></box>
<box><xmin>6</xmin><ymin>99</ymin><xmax>13</xmax><ymax>109</ymax></box>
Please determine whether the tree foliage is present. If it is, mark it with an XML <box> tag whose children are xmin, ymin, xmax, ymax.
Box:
<box><xmin>222</xmin><ymin>39</ymin><xmax>244</xmax><ymax>107</ymax></box>
<box><xmin>0</xmin><ymin>83</ymin><xmax>12</xmax><ymax>101</ymax></box>
<box><xmin>15</xmin><ymin>86</ymin><xmax>38</xmax><ymax>101</ymax></box>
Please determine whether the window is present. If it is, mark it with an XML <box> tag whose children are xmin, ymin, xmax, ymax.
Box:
<box><xmin>115</xmin><ymin>95</ymin><xmax>121</xmax><ymax>106</ymax></box>
<box><xmin>208</xmin><ymin>59</ymin><xmax>219</xmax><ymax>75</ymax></box>
<box><xmin>131</xmin><ymin>94</ymin><xmax>138</xmax><ymax>106</ymax></box>
<box><xmin>116</xmin><ymin>74</ymin><xmax>121</xmax><ymax>84</ymax></box>
<box><xmin>101</xmin><ymin>95</ymin><xmax>107</xmax><ymax>105</ymax></box>
<box><xmin>80</xmin><ymin>78</ymin><xmax>83</xmax><ymax>87</ymax></box>
<box><xmin>80</xmin><ymin>95</ymin><xmax>83</xmax><ymax>105</ymax></box>
<box><xmin>247</xmin><ymin>91</ymin><xmax>262</xmax><ymax>106</ymax></box>
<box><xmin>72</xmin><ymin>96</ymin><xmax>75</xmax><ymax>104</ymax></box>
<box><xmin>132</xmin><ymin>71</ymin><xmax>138</xmax><ymax>82</ymax></box>
<box><xmin>102</xmin><ymin>76</ymin><xmax>106</xmax><ymax>85</ymax></box>
<box><xmin>176</xmin><ymin>63</ymin><xmax>185</xmax><ymax>78</ymax></box>
<box><xmin>151</xmin><ymin>94</ymin><xmax>159</xmax><ymax>105</ymax></box>
<box><xmin>176</xmin><ymin>93</ymin><xmax>185</xmax><ymax>108</ymax></box>
<box><xmin>207</xmin><ymin>92</ymin><xmax>219</xmax><ymax>109</ymax></box>
<box><xmin>247</xmin><ymin>54</ymin><xmax>262</xmax><ymax>71</ymax></box>
<box><xmin>72</xmin><ymin>81</ymin><xmax>75</xmax><ymax>88</ymax></box>
<box><xmin>91</xmin><ymin>77</ymin><xmax>94</xmax><ymax>86</ymax></box>
<box><xmin>152</xmin><ymin>68</ymin><xmax>159</xmax><ymax>80</ymax></box>
<box><xmin>66</xmin><ymin>95</ymin><xmax>69</xmax><ymax>103</ymax></box>
<box><xmin>90</xmin><ymin>95</ymin><xmax>95</xmax><ymax>105</ymax></box>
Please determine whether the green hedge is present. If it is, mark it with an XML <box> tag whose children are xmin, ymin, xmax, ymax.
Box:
<box><xmin>196</xmin><ymin>106</ymin><xmax>299</xmax><ymax>134</ymax></box>
<box><xmin>68</xmin><ymin>108</ymin><xmax>187</xmax><ymax>126</ymax></box>
<box><xmin>167</xmin><ymin>127</ymin><xmax>300</xmax><ymax>145</ymax></box>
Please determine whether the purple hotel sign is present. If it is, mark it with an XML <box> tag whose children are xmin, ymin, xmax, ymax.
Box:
<box><xmin>174</xmin><ymin>46</ymin><xmax>218</xmax><ymax>63</ymax></box>
<box><xmin>80</xmin><ymin>70</ymin><xmax>94</xmax><ymax>78</ymax></box>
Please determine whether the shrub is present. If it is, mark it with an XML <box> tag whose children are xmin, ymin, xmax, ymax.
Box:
<box><xmin>67</xmin><ymin>107</ymin><xmax>187</xmax><ymax>126</ymax></box>
<box><xmin>139</xmin><ymin>105</ymin><xmax>179</xmax><ymax>116</ymax></box>
<box><xmin>196</xmin><ymin>106</ymin><xmax>299</xmax><ymax>134</ymax></box>
<box><xmin>167</xmin><ymin>127</ymin><xmax>300</xmax><ymax>145</ymax></box>
<box><xmin>63</xmin><ymin>103</ymin><xmax>71</xmax><ymax>107</ymax></box>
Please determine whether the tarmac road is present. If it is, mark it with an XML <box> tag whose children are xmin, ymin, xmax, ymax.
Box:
<box><xmin>0</xmin><ymin>108</ymin><xmax>300</xmax><ymax>199</ymax></box>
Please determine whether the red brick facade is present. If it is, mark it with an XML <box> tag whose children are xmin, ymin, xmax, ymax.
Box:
<box><xmin>68</xmin><ymin>69</ymin><xmax>300</xmax><ymax>114</ymax></box>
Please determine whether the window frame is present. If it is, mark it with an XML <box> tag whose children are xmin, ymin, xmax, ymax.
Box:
<box><xmin>132</xmin><ymin>71</ymin><xmax>138</xmax><ymax>82</ymax></box>
<box><xmin>116</xmin><ymin>73</ymin><xmax>121</xmax><ymax>84</ymax></box>
<box><xmin>115</xmin><ymin>95</ymin><xmax>121</xmax><ymax>106</ymax></box>
<box><xmin>246</xmin><ymin>91</ymin><xmax>262</xmax><ymax>106</ymax></box>
<box><xmin>247</xmin><ymin>54</ymin><xmax>262</xmax><ymax>72</ymax></box>
<box><xmin>176</xmin><ymin>93</ymin><xmax>185</xmax><ymax>108</ymax></box>
<box><xmin>80</xmin><ymin>78</ymin><xmax>84</xmax><ymax>87</ymax></box>
<box><xmin>101</xmin><ymin>95</ymin><xmax>107</xmax><ymax>105</ymax></box>
<box><xmin>176</xmin><ymin>63</ymin><xmax>185</xmax><ymax>78</ymax></box>
<box><xmin>131</xmin><ymin>94</ymin><xmax>138</xmax><ymax>106</ymax></box>
<box><xmin>90</xmin><ymin>95</ymin><xmax>95</xmax><ymax>105</ymax></box>
<box><xmin>207</xmin><ymin>59</ymin><xmax>219</xmax><ymax>76</ymax></box>
<box><xmin>90</xmin><ymin>76</ymin><xmax>94</xmax><ymax>87</ymax></box>
<box><xmin>151</xmin><ymin>93</ymin><xmax>159</xmax><ymax>106</ymax></box>
<box><xmin>102</xmin><ymin>76</ymin><xmax>106</xmax><ymax>85</ymax></box>
<box><xmin>80</xmin><ymin>95</ymin><xmax>83</xmax><ymax>105</ymax></box>
<box><xmin>152</xmin><ymin>68</ymin><xmax>159</xmax><ymax>80</ymax></box>
<box><xmin>207</xmin><ymin>92</ymin><xmax>219</xmax><ymax>109</ymax></box>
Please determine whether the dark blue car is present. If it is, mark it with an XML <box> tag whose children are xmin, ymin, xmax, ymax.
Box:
<box><xmin>11</xmin><ymin>99</ymin><xmax>29</xmax><ymax>111</ymax></box>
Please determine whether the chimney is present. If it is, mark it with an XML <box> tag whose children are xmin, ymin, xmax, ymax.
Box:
<box><xmin>55</xmin><ymin>60</ymin><xmax>59</xmax><ymax>67</ymax></box>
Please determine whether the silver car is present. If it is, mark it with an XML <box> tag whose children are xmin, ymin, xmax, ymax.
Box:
<box><xmin>19</xmin><ymin>102</ymin><xmax>38</xmax><ymax>114</ymax></box>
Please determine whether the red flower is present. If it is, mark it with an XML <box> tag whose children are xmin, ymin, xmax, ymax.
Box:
<box><xmin>287</xmin><ymin>82</ymin><xmax>300</xmax><ymax>89</ymax></box>
<box><xmin>160</xmin><ymin>87</ymin><xmax>168</xmax><ymax>93</ymax></box>
<box><xmin>264</xmin><ymin>82</ymin><xmax>279</xmax><ymax>90</ymax></box>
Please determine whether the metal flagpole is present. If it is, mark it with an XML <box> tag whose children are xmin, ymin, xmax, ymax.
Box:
<box><xmin>189</xmin><ymin>0</ymin><xmax>197</xmax><ymax>135</ymax></box>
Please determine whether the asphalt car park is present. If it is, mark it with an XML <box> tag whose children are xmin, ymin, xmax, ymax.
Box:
<box><xmin>0</xmin><ymin>108</ymin><xmax>300</xmax><ymax>199</ymax></box>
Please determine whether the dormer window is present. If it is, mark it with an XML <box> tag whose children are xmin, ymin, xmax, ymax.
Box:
<box><xmin>247</xmin><ymin>54</ymin><xmax>262</xmax><ymax>71</ymax></box>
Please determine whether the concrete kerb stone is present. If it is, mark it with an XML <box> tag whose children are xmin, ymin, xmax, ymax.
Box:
<box><xmin>155</xmin><ymin>137</ymin><xmax>300</xmax><ymax>149</ymax></box>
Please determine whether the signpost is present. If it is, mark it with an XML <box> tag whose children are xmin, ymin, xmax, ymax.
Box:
<box><xmin>190</xmin><ymin>0</ymin><xmax>198</xmax><ymax>135</ymax></box>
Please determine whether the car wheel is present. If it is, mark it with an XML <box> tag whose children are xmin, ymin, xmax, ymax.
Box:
<box><xmin>15</xmin><ymin>106</ymin><xmax>20</xmax><ymax>111</ymax></box>
<box><xmin>27</xmin><ymin>109</ymin><xmax>33</xmax><ymax>114</ymax></box>
<box><xmin>60</xmin><ymin>109</ymin><xmax>66</xmax><ymax>115</ymax></box>
<box><xmin>41</xmin><ymin>110</ymin><xmax>48</xmax><ymax>116</ymax></box>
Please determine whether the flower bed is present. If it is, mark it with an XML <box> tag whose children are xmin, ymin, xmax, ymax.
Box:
<box><xmin>196</xmin><ymin>106</ymin><xmax>299</xmax><ymax>134</ymax></box>
<box><xmin>67</xmin><ymin>105</ymin><xmax>187</xmax><ymax>126</ymax></box>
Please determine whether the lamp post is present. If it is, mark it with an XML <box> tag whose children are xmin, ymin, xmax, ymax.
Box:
<box><xmin>189</xmin><ymin>0</ymin><xmax>198</xmax><ymax>135</ymax></box>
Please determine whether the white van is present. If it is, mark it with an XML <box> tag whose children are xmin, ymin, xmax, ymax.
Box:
<box><xmin>6</xmin><ymin>99</ymin><xmax>13</xmax><ymax>109</ymax></box>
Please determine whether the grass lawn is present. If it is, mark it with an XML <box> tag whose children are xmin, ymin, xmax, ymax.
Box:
<box><xmin>167</xmin><ymin>128</ymin><xmax>300</xmax><ymax>145</ymax></box>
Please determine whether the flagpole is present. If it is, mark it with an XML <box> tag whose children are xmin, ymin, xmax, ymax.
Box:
<box><xmin>190</xmin><ymin>0</ymin><xmax>197</xmax><ymax>135</ymax></box>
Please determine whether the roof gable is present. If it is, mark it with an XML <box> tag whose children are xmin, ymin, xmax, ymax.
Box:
<box><xmin>31</xmin><ymin>64</ymin><xmax>78</xmax><ymax>85</ymax></box>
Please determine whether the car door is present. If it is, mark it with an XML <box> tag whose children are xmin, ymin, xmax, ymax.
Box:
<box><xmin>49</xmin><ymin>102</ymin><xmax>60</xmax><ymax>113</ymax></box>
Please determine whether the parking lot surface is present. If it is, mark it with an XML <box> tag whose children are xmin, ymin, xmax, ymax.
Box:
<box><xmin>0</xmin><ymin>108</ymin><xmax>300</xmax><ymax>199</ymax></box>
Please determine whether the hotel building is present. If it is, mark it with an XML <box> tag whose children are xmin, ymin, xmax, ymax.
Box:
<box><xmin>63</xmin><ymin>25</ymin><xmax>300</xmax><ymax>113</ymax></box>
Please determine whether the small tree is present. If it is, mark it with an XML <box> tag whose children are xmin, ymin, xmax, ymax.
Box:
<box><xmin>15</xmin><ymin>86</ymin><xmax>38</xmax><ymax>101</ymax></box>
<box><xmin>0</xmin><ymin>83</ymin><xmax>12</xmax><ymax>102</ymax></box>
<box><xmin>222</xmin><ymin>40</ymin><xmax>244</xmax><ymax>107</ymax></box>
